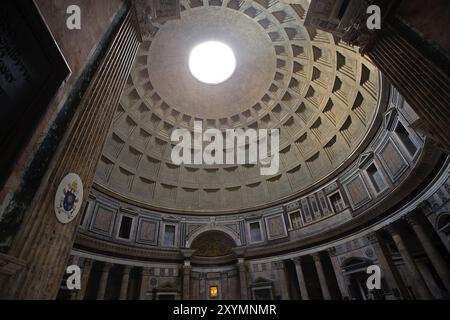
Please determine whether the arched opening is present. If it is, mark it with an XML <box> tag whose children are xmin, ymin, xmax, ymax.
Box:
<box><xmin>190</xmin><ymin>231</ymin><xmax>237</xmax><ymax>258</ymax></box>
<box><xmin>188</xmin><ymin>231</ymin><xmax>240</xmax><ymax>299</ymax></box>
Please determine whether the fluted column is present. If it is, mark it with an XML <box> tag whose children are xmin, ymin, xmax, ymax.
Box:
<box><xmin>368</xmin><ymin>23</ymin><xmax>450</xmax><ymax>154</ymax></box>
<box><xmin>368</xmin><ymin>232</ymin><xmax>410</xmax><ymax>300</ymax></box>
<box><xmin>292</xmin><ymin>257</ymin><xmax>309</xmax><ymax>300</ymax></box>
<box><xmin>275</xmin><ymin>261</ymin><xmax>290</xmax><ymax>300</ymax></box>
<box><xmin>139</xmin><ymin>268</ymin><xmax>151</xmax><ymax>300</ymax></box>
<box><xmin>386</xmin><ymin>226</ymin><xmax>433</xmax><ymax>299</ymax></box>
<box><xmin>312</xmin><ymin>253</ymin><xmax>331</xmax><ymax>300</ymax></box>
<box><xmin>119</xmin><ymin>265</ymin><xmax>132</xmax><ymax>300</ymax></box>
<box><xmin>237</xmin><ymin>258</ymin><xmax>249</xmax><ymax>300</ymax></box>
<box><xmin>75</xmin><ymin>259</ymin><xmax>93</xmax><ymax>300</ymax></box>
<box><xmin>0</xmin><ymin>10</ymin><xmax>141</xmax><ymax>300</ymax></box>
<box><xmin>327</xmin><ymin>249</ymin><xmax>350</xmax><ymax>300</ymax></box>
<box><xmin>405</xmin><ymin>215</ymin><xmax>450</xmax><ymax>293</ymax></box>
<box><xmin>416</xmin><ymin>262</ymin><xmax>446</xmax><ymax>299</ymax></box>
<box><xmin>97</xmin><ymin>263</ymin><xmax>113</xmax><ymax>300</ymax></box>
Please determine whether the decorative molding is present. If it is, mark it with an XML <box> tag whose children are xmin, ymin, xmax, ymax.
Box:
<box><xmin>327</xmin><ymin>247</ymin><xmax>337</xmax><ymax>256</ymax></box>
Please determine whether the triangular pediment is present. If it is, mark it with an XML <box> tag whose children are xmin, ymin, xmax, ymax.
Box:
<box><xmin>358</xmin><ymin>151</ymin><xmax>374</xmax><ymax>168</ymax></box>
<box><xmin>383</xmin><ymin>108</ymin><xmax>398</xmax><ymax>131</ymax></box>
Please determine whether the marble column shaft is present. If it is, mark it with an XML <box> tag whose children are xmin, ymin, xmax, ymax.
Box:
<box><xmin>182</xmin><ymin>265</ymin><xmax>191</xmax><ymax>300</ymax></box>
<box><xmin>139</xmin><ymin>268</ymin><xmax>151</xmax><ymax>300</ymax></box>
<box><xmin>292</xmin><ymin>257</ymin><xmax>309</xmax><ymax>300</ymax></box>
<box><xmin>237</xmin><ymin>260</ymin><xmax>248</xmax><ymax>300</ymax></box>
<box><xmin>406</xmin><ymin>216</ymin><xmax>450</xmax><ymax>293</ymax></box>
<box><xmin>327</xmin><ymin>251</ymin><xmax>350</xmax><ymax>300</ymax></box>
<box><xmin>0</xmin><ymin>11</ymin><xmax>140</xmax><ymax>299</ymax></box>
<box><xmin>275</xmin><ymin>261</ymin><xmax>290</xmax><ymax>300</ymax></box>
<box><xmin>388</xmin><ymin>227</ymin><xmax>433</xmax><ymax>299</ymax></box>
<box><xmin>97</xmin><ymin>263</ymin><xmax>113</xmax><ymax>300</ymax></box>
<box><xmin>369</xmin><ymin>233</ymin><xmax>411</xmax><ymax>300</ymax></box>
<box><xmin>312</xmin><ymin>253</ymin><xmax>331</xmax><ymax>300</ymax></box>
<box><xmin>119</xmin><ymin>265</ymin><xmax>132</xmax><ymax>300</ymax></box>
<box><xmin>221</xmin><ymin>272</ymin><xmax>229</xmax><ymax>300</ymax></box>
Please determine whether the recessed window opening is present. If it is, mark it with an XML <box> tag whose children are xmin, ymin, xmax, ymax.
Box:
<box><xmin>250</xmin><ymin>222</ymin><xmax>262</xmax><ymax>242</ymax></box>
<box><xmin>395</xmin><ymin>122</ymin><xmax>418</xmax><ymax>156</ymax></box>
<box><xmin>367</xmin><ymin>163</ymin><xmax>386</xmax><ymax>193</ymax></box>
<box><xmin>118</xmin><ymin>216</ymin><xmax>133</xmax><ymax>239</ymax></box>
<box><xmin>164</xmin><ymin>225</ymin><xmax>176</xmax><ymax>246</ymax></box>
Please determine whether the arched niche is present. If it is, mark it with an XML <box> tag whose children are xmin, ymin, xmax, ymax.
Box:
<box><xmin>187</xmin><ymin>225</ymin><xmax>242</xmax><ymax>248</ymax></box>
<box><xmin>189</xmin><ymin>230</ymin><xmax>237</xmax><ymax>258</ymax></box>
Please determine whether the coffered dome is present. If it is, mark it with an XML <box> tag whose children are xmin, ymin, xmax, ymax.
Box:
<box><xmin>94</xmin><ymin>0</ymin><xmax>384</xmax><ymax>213</ymax></box>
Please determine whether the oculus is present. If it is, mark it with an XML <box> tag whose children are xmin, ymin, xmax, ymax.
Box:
<box><xmin>189</xmin><ymin>41</ymin><xmax>236</xmax><ymax>84</ymax></box>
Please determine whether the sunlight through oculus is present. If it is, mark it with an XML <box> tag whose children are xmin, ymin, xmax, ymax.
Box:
<box><xmin>189</xmin><ymin>41</ymin><xmax>236</xmax><ymax>84</ymax></box>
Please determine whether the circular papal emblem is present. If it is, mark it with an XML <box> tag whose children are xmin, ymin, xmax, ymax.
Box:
<box><xmin>54</xmin><ymin>173</ymin><xmax>83</xmax><ymax>224</ymax></box>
